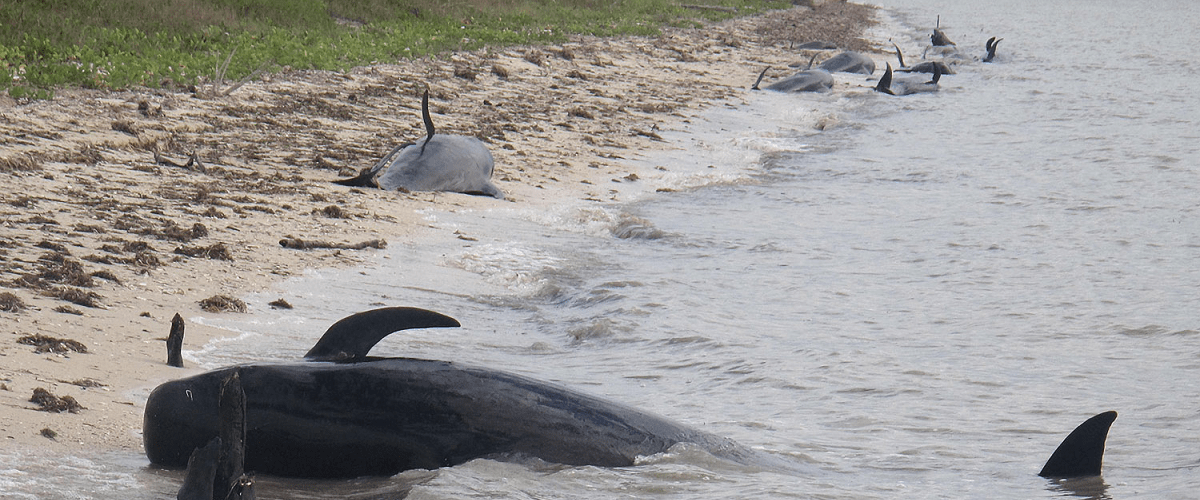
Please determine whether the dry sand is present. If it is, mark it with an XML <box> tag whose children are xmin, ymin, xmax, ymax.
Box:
<box><xmin>0</xmin><ymin>3</ymin><xmax>877</xmax><ymax>455</ymax></box>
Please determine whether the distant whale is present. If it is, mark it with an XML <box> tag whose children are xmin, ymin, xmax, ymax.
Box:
<box><xmin>891</xmin><ymin>43</ymin><xmax>955</xmax><ymax>75</ymax></box>
<box><xmin>335</xmin><ymin>91</ymin><xmax>503</xmax><ymax>199</ymax></box>
<box><xmin>752</xmin><ymin>57</ymin><xmax>834</xmax><ymax>93</ymax></box>
<box><xmin>931</xmin><ymin>15</ymin><xmax>955</xmax><ymax>47</ymax></box>
<box><xmin>874</xmin><ymin>62</ymin><xmax>941</xmax><ymax>96</ymax></box>
<box><xmin>148</xmin><ymin>307</ymin><xmax>1120</xmax><ymax>486</ymax></box>
<box><xmin>145</xmin><ymin>307</ymin><xmax>771</xmax><ymax>479</ymax></box>
<box><xmin>817</xmin><ymin>51</ymin><xmax>876</xmax><ymax>75</ymax></box>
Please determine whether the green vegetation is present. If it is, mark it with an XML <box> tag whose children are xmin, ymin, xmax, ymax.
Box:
<box><xmin>1</xmin><ymin>0</ymin><xmax>787</xmax><ymax>99</ymax></box>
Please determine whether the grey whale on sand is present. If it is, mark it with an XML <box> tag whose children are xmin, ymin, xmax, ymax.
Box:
<box><xmin>335</xmin><ymin>91</ymin><xmax>503</xmax><ymax>199</ymax></box>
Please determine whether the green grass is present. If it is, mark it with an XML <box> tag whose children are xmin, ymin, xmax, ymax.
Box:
<box><xmin>1</xmin><ymin>0</ymin><xmax>788</xmax><ymax>99</ymax></box>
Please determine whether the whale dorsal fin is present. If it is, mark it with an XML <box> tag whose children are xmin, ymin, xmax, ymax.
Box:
<box><xmin>875</xmin><ymin>62</ymin><xmax>894</xmax><ymax>95</ymax></box>
<box><xmin>1038</xmin><ymin>411</ymin><xmax>1117</xmax><ymax>478</ymax></box>
<box><xmin>419</xmin><ymin>89</ymin><xmax>436</xmax><ymax>155</ymax></box>
<box><xmin>892</xmin><ymin>42</ymin><xmax>905</xmax><ymax>68</ymax></box>
<box><xmin>304</xmin><ymin>307</ymin><xmax>461</xmax><ymax>362</ymax></box>
<box><xmin>751</xmin><ymin>66</ymin><xmax>769</xmax><ymax>91</ymax></box>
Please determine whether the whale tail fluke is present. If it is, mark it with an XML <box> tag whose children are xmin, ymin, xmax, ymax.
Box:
<box><xmin>984</xmin><ymin>37</ymin><xmax>1003</xmax><ymax>63</ymax></box>
<box><xmin>305</xmin><ymin>307</ymin><xmax>461</xmax><ymax>362</ymax></box>
<box><xmin>1038</xmin><ymin>411</ymin><xmax>1118</xmax><ymax>478</ymax></box>
<box><xmin>874</xmin><ymin>62</ymin><xmax>895</xmax><ymax>95</ymax></box>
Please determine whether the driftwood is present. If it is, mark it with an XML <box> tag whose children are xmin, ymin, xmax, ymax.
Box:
<box><xmin>278</xmin><ymin>236</ymin><xmax>387</xmax><ymax>250</ymax></box>
<box><xmin>154</xmin><ymin>151</ymin><xmax>206</xmax><ymax>173</ymax></box>
<box><xmin>678</xmin><ymin>3</ymin><xmax>737</xmax><ymax>12</ymax></box>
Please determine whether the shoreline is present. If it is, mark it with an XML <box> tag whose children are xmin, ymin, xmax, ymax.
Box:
<box><xmin>0</xmin><ymin>3</ymin><xmax>878</xmax><ymax>455</ymax></box>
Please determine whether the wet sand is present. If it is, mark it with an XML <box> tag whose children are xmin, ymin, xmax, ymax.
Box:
<box><xmin>0</xmin><ymin>2</ymin><xmax>876</xmax><ymax>454</ymax></box>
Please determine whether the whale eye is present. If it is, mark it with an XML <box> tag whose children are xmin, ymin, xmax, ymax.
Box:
<box><xmin>185</xmin><ymin>389</ymin><xmax>193</xmax><ymax>401</ymax></box>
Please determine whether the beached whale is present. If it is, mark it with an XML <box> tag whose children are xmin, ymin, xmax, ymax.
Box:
<box><xmin>751</xmin><ymin>61</ymin><xmax>834</xmax><ymax>93</ymax></box>
<box><xmin>148</xmin><ymin>307</ymin><xmax>1119</xmax><ymax>485</ymax></box>
<box><xmin>145</xmin><ymin>307</ymin><xmax>765</xmax><ymax>478</ymax></box>
<box><xmin>891</xmin><ymin>43</ymin><xmax>956</xmax><ymax>75</ymax></box>
<box><xmin>930</xmin><ymin>15</ymin><xmax>955</xmax><ymax>47</ymax></box>
<box><xmin>874</xmin><ymin>62</ymin><xmax>941</xmax><ymax>96</ymax></box>
<box><xmin>817</xmin><ymin>51</ymin><xmax>876</xmax><ymax>75</ymax></box>
<box><xmin>335</xmin><ymin>91</ymin><xmax>503</xmax><ymax>199</ymax></box>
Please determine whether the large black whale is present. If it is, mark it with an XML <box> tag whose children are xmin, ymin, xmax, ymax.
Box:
<box><xmin>146</xmin><ymin>307</ymin><xmax>1119</xmax><ymax>481</ymax></box>
<box><xmin>144</xmin><ymin>307</ymin><xmax>756</xmax><ymax>478</ymax></box>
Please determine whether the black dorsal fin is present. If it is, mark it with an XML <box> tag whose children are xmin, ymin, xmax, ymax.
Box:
<box><xmin>751</xmin><ymin>66</ymin><xmax>769</xmax><ymax>90</ymax></box>
<box><xmin>875</xmin><ymin>62</ymin><xmax>894</xmax><ymax>95</ymax></box>
<box><xmin>893</xmin><ymin>42</ymin><xmax>906</xmax><ymax>68</ymax></box>
<box><xmin>304</xmin><ymin>307</ymin><xmax>461</xmax><ymax>362</ymax></box>
<box><xmin>1039</xmin><ymin>411</ymin><xmax>1118</xmax><ymax>478</ymax></box>
<box><xmin>419</xmin><ymin>88</ymin><xmax>435</xmax><ymax>155</ymax></box>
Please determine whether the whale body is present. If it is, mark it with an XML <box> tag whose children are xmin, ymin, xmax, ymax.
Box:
<box><xmin>335</xmin><ymin>91</ymin><xmax>503</xmax><ymax>199</ymax></box>
<box><xmin>144</xmin><ymin>307</ymin><xmax>753</xmax><ymax>478</ymax></box>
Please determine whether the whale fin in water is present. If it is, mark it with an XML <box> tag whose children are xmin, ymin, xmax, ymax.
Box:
<box><xmin>892</xmin><ymin>42</ymin><xmax>906</xmax><ymax>68</ymax></box>
<box><xmin>1039</xmin><ymin>411</ymin><xmax>1118</xmax><ymax>478</ymax></box>
<box><xmin>874</xmin><ymin>62</ymin><xmax>895</xmax><ymax>95</ymax></box>
<box><xmin>304</xmin><ymin>307</ymin><xmax>461</xmax><ymax>362</ymax></box>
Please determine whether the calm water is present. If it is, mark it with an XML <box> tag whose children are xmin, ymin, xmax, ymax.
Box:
<box><xmin>5</xmin><ymin>0</ymin><xmax>1200</xmax><ymax>498</ymax></box>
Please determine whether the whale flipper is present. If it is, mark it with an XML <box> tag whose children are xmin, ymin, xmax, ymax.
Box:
<box><xmin>304</xmin><ymin>307</ymin><xmax>461</xmax><ymax>361</ymax></box>
<box><xmin>1038</xmin><ymin>411</ymin><xmax>1117</xmax><ymax>478</ymax></box>
<box><xmin>928</xmin><ymin>63</ymin><xmax>942</xmax><ymax>85</ymax></box>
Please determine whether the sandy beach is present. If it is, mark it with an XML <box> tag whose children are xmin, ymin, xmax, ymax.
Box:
<box><xmin>0</xmin><ymin>2</ymin><xmax>876</xmax><ymax>456</ymax></box>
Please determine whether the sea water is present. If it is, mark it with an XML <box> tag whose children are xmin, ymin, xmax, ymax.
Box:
<box><xmin>4</xmin><ymin>0</ymin><xmax>1199</xmax><ymax>497</ymax></box>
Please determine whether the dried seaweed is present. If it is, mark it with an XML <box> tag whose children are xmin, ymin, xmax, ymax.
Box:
<box><xmin>18</xmin><ymin>334</ymin><xmax>89</xmax><ymax>354</ymax></box>
<box><xmin>199</xmin><ymin>295</ymin><xmax>247</xmax><ymax>313</ymax></box>
<box><xmin>30</xmin><ymin>388</ymin><xmax>85</xmax><ymax>413</ymax></box>
<box><xmin>279</xmin><ymin>237</ymin><xmax>387</xmax><ymax>250</ymax></box>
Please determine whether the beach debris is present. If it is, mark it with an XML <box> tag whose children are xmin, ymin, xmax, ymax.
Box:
<box><xmin>0</xmin><ymin>292</ymin><xmax>26</xmax><ymax>312</ymax></box>
<box><xmin>53</xmin><ymin>305</ymin><xmax>84</xmax><ymax>315</ymax></box>
<box><xmin>174</xmin><ymin>242</ymin><xmax>234</xmax><ymax>261</ymax></box>
<box><xmin>46</xmin><ymin>286</ymin><xmax>104</xmax><ymax>308</ymax></box>
<box><xmin>17</xmin><ymin>334</ymin><xmax>88</xmax><ymax>354</ymax></box>
<box><xmin>168</xmin><ymin>313</ymin><xmax>185</xmax><ymax>368</ymax></box>
<box><xmin>199</xmin><ymin>295</ymin><xmax>247</xmax><ymax>313</ymax></box>
<box><xmin>41</xmin><ymin>428</ymin><xmax>58</xmax><ymax>440</ymax></box>
<box><xmin>268</xmin><ymin>299</ymin><xmax>293</xmax><ymax>309</ymax></box>
<box><xmin>312</xmin><ymin>205</ymin><xmax>351</xmax><ymax>218</ymax></box>
<box><xmin>30</xmin><ymin>387</ymin><xmax>85</xmax><ymax>413</ymax></box>
<box><xmin>154</xmin><ymin>151</ymin><xmax>207</xmax><ymax>173</ymax></box>
<box><xmin>278</xmin><ymin>236</ymin><xmax>387</xmax><ymax>251</ymax></box>
<box><xmin>67</xmin><ymin>378</ymin><xmax>105</xmax><ymax>388</ymax></box>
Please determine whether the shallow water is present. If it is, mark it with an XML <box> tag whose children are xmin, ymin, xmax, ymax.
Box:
<box><xmin>5</xmin><ymin>0</ymin><xmax>1200</xmax><ymax>498</ymax></box>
